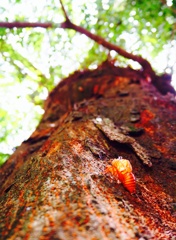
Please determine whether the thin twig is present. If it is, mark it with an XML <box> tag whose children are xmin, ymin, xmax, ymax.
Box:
<box><xmin>59</xmin><ymin>0</ymin><xmax>70</xmax><ymax>22</ymax></box>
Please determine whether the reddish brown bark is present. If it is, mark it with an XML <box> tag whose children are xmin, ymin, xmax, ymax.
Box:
<box><xmin>0</xmin><ymin>61</ymin><xmax>176</xmax><ymax>239</ymax></box>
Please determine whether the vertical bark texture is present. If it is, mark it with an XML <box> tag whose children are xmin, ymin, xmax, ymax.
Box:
<box><xmin>0</xmin><ymin>61</ymin><xmax>176</xmax><ymax>239</ymax></box>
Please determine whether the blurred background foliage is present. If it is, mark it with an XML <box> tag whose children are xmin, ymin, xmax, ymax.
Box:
<box><xmin>0</xmin><ymin>0</ymin><xmax>176</xmax><ymax>166</ymax></box>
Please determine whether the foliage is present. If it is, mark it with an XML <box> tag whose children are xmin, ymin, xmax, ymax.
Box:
<box><xmin>0</xmin><ymin>0</ymin><xmax>175</xmax><ymax>165</ymax></box>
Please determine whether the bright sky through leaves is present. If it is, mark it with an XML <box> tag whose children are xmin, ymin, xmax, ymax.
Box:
<box><xmin>0</xmin><ymin>0</ymin><xmax>176</xmax><ymax>165</ymax></box>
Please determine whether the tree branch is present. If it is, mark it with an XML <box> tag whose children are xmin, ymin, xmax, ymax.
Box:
<box><xmin>59</xmin><ymin>1</ymin><xmax>175</xmax><ymax>94</ymax></box>
<box><xmin>59</xmin><ymin>0</ymin><xmax>70</xmax><ymax>22</ymax></box>
<box><xmin>60</xmin><ymin>20</ymin><xmax>155</xmax><ymax>77</ymax></box>
<box><xmin>0</xmin><ymin>0</ymin><xmax>174</xmax><ymax>94</ymax></box>
<box><xmin>59</xmin><ymin>0</ymin><xmax>154</xmax><ymax>78</ymax></box>
<box><xmin>0</xmin><ymin>22</ymin><xmax>53</xmax><ymax>29</ymax></box>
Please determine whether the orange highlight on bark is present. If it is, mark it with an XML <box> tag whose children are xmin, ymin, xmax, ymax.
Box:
<box><xmin>135</xmin><ymin>109</ymin><xmax>155</xmax><ymax>136</ymax></box>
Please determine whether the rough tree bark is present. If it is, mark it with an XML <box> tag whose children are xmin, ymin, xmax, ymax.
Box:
<box><xmin>0</xmin><ymin>2</ymin><xmax>176</xmax><ymax>238</ymax></box>
<box><xmin>0</xmin><ymin>60</ymin><xmax>176</xmax><ymax>239</ymax></box>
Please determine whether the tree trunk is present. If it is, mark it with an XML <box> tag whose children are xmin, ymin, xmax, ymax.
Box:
<box><xmin>0</xmin><ymin>61</ymin><xmax>176</xmax><ymax>239</ymax></box>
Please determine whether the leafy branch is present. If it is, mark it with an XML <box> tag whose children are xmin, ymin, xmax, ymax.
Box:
<box><xmin>59</xmin><ymin>0</ymin><xmax>154</xmax><ymax>78</ymax></box>
<box><xmin>0</xmin><ymin>40</ymin><xmax>49</xmax><ymax>85</ymax></box>
<box><xmin>0</xmin><ymin>3</ymin><xmax>155</xmax><ymax>78</ymax></box>
<box><xmin>0</xmin><ymin>1</ymin><xmax>175</xmax><ymax>94</ymax></box>
<box><xmin>58</xmin><ymin>0</ymin><xmax>175</xmax><ymax>94</ymax></box>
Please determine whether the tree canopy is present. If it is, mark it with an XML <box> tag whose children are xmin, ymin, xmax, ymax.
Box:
<box><xmin>0</xmin><ymin>0</ymin><xmax>176</xmax><ymax>165</ymax></box>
